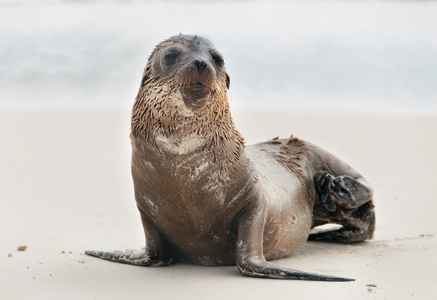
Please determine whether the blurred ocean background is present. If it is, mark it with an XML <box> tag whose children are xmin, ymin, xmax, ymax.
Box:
<box><xmin>1</xmin><ymin>0</ymin><xmax>436</xmax><ymax>112</ymax></box>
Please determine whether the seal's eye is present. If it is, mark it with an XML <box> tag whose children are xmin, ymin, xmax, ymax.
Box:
<box><xmin>163</xmin><ymin>49</ymin><xmax>181</xmax><ymax>66</ymax></box>
<box><xmin>211</xmin><ymin>52</ymin><xmax>224</xmax><ymax>68</ymax></box>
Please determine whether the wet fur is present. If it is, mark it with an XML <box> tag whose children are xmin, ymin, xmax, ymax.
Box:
<box><xmin>86</xmin><ymin>35</ymin><xmax>375</xmax><ymax>281</ymax></box>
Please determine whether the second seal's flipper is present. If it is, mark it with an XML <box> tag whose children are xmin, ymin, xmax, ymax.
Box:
<box><xmin>84</xmin><ymin>249</ymin><xmax>172</xmax><ymax>267</ymax></box>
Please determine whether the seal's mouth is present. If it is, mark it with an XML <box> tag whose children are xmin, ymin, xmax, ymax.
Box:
<box><xmin>180</xmin><ymin>82</ymin><xmax>213</xmax><ymax>110</ymax></box>
<box><xmin>184</xmin><ymin>82</ymin><xmax>210</xmax><ymax>90</ymax></box>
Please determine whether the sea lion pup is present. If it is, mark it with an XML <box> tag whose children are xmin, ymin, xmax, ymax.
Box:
<box><xmin>86</xmin><ymin>34</ymin><xmax>375</xmax><ymax>281</ymax></box>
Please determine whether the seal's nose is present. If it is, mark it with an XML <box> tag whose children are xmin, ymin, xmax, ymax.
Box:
<box><xmin>194</xmin><ymin>60</ymin><xmax>208</xmax><ymax>74</ymax></box>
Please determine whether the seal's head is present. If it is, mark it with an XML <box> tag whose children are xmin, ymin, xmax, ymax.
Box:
<box><xmin>132</xmin><ymin>34</ymin><xmax>242</xmax><ymax>151</ymax></box>
<box><xmin>140</xmin><ymin>34</ymin><xmax>230</xmax><ymax>112</ymax></box>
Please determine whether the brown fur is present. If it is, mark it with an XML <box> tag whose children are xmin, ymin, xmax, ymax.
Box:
<box><xmin>131</xmin><ymin>36</ymin><xmax>244</xmax><ymax>165</ymax></box>
<box><xmin>85</xmin><ymin>35</ymin><xmax>375</xmax><ymax>281</ymax></box>
<box><xmin>264</xmin><ymin>136</ymin><xmax>306</xmax><ymax>180</ymax></box>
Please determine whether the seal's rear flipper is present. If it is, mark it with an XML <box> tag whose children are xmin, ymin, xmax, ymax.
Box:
<box><xmin>309</xmin><ymin>202</ymin><xmax>375</xmax><ymax>243</ymax></box>
<box><xmin>314</xmin><ymin>171</ymin><xmax>373</xmax><ymax>211</ymax></box>
<box><xmin>85</xmin><ymin>250</ymin><xmax>171</xmax><ymax>267</ymax></box>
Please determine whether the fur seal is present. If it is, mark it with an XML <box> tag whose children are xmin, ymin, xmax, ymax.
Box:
<box><xmin>86</xmin><ymin>34</ymin><xmax>375</xmax><ymax>281</ymax></box>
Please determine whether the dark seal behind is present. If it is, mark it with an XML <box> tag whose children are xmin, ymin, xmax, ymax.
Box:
<box><xmin>86</xmin><ymin>35</ymin><xmax>375</xmax><ymax>281</ymax></box>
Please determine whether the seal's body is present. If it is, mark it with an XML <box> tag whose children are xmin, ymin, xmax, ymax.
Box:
<box><xmin>86</xmin><ymin>35</ymin><xmax>375</xmax><ymax>281</ymax></box>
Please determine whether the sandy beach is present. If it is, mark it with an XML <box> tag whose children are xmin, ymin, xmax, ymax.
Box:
<box><xmin>1</xmin><ymin>0</ymin><xmax>437</xmax><ymax>298</ymax></box>
<box><xmin>1</xmin><ymin>108</ymin><xmax>436</xmax><ymax>299</ymax></box>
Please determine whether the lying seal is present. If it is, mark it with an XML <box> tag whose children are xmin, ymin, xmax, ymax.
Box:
<box><xmin>86</xmin><ymin>34</ymin><xmax>375</xmax><ymax>281</ymax></box>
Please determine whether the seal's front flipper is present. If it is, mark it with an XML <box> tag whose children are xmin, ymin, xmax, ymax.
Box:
<box><xmin>236</xmin><ymin>193</ymin><xmax>354</xmax><ymax>281</ymax></box>
<box><xmin>85</xmin><ymin>249</ymin><xmax>172</xmax><ymax>266</ymax></box>
<box><xmin>86</xmin><ymin>213</ymin><xmax>172</xmax><ymax>266</ymax></box>
<box><xmin>237</xmin><ymin>259</ymin><xmax>354</xmax><ymax>281</ymax></box>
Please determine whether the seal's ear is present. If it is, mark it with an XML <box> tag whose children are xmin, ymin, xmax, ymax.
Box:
<box><xmin>226</xmin><ymin>73</ymin><xmax>230</xmax><ymax>89</ymax></box>
<box><xmin>141</xmin><ymin>67</ymin><xmax>151</xmax><ymax>88</ymax></box>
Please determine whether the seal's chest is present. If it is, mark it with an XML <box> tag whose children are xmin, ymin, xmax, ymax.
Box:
<box><xmin>162</xmin><ymin>171</ymin><xmax>233</xmax><ymax>217</ymax></box>
<box><xmin>155</xmin><ymin>132</ymin><xmax>208</xmax><ymax>156</ymax></box>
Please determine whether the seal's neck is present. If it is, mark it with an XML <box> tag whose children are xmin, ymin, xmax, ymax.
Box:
<box><xmin>130</xmin><ymin>84</ymin><xmax>245</xmax><ymax>162</ymax></box>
